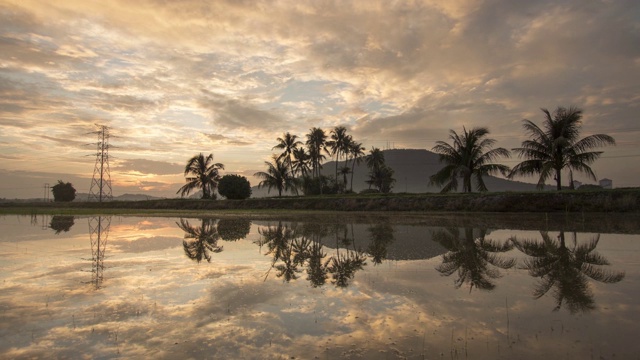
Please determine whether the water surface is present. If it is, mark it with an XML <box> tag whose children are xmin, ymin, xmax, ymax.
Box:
<box><xmin>0</xmin><ymin>214</ymin><xmax>638</xmax><ymax>359</ymax></box>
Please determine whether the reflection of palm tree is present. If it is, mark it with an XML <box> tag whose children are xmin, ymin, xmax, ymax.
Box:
<box><xmin>512</xmin><ymin>231</ymin><xmax>625</xmax><ymax>313</ymax></box>
<box><xmin>434</xmin><ymin>228</ymin><xmax>515</xmax><ymax>292</ymax></box>
<box><xmin>328</xmin><ymin>250</ymin><xmax>367</xmax><ymax>288</ymax></box>
<box><xmin>177</xmin><ymin>218</ymin><xmax>223</xmax><ymax>263</ymax></box>
<box><xmin>367</xmin><ymin>222</ymin><xmax>395</xmax><ymax>264</ymax></box>
<box><xmin>306</xmin><ymin>242</ymin><xmax>329</xmax><ymax>287</ymax></box>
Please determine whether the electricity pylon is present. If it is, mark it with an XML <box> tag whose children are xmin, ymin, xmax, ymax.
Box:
<box><xmin>88</xmin><ymin>124</ymin><xmax>113</xmax><ymax>202</ymax></box>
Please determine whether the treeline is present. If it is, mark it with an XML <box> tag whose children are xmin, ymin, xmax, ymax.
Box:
<box><xmin>177</xmin><ymin>106</ymin><xmax>615</xmax><ymax>199</ymax></box>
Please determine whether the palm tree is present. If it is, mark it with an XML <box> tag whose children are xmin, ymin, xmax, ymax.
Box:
<box><xmin>511</xmin><ymin>231</ymin><xmax>625</xmax><ymax>313</ymax></box>
<box><xmin>273</xmin><ymin>132</ymin><xmax>302</xmax><ymax>174</ymax></box>
<box><xmin>305</xmin><ymin>127</ymin><xmax>327</xmax><ymax>178</ymax></box>
<box><xmin>177</xmin><ymin>218</ymin><xmax>223</xmax><ymax>263</ymax></box>
<box><xmin>177</xmin><ymin>153</ymin><xmax>224</xmax><ymax>199</ymax></box>
<box><xmin>254</xmin><ymin>155</ymin><xmax>296</xmax><ymax>197</ymax></box>
<box><xmin>433</xmin><ymin>227</ymin><xmax>516</xmax><ymax>292</ymax></box>
<box><xmin>291</xmin><ymin>147</ymin><xmax>311</xmax><ymax>178</ymax></box>
<box><xmin>366</xmin><ymin>164</ymin><xmax>396</xmax><ymax>193</ymax></box>
<box><xmin>509</xmin><ymin>107</ymin><xmax>615</xmax><ymax>190</ymax></box>
<box><xmin>339</xmin><ymin>166</ymin><xmax>351</xmax><ymax>190</ymax></box>
<box><xmin>348</xmin><ymin>141</ymin><xmax>366</xmax><ymax>192</ymax></box>
<box><xmin>366</xmin><ymin>147</ymin><xmax>385</xmax><ymax>173</ymax></box>
<box><xmin>328</xmin><ymin>126</ymin><xmax>349</xmax><ymax>180</ymax></box>
<box><xmin>429</xmin><ymin>127</ymin><xmax>510</xmax><ymax>193</ymax></box>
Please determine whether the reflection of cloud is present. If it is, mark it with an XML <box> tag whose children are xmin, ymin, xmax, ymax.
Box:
<box><xmin>2</xmin><ymin>198</ymin><xmax>640</xmax><ymax>357</ymax></box>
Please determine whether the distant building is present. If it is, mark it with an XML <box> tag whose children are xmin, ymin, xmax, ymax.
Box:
<box><xmin>572</xmin><ymin>180</ymin><xmax>582</xmax><ymax>189</ymax></box>
<box><xmin>599</xmin><ymin>178</ymin><xmax>613</xmax><ymax>189</ymax></box>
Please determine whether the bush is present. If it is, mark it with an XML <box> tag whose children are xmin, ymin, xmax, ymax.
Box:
<box><xmin>301</xmin><ymin>175</ymin><xmax>339</xmax><ymax>196</ymax></box>
<box><xmin>218</xmin><ymin>175</ymin><xmax>252</xmax><ymax>200</ymax></box>
<box><xmin>51</xmin><ymin>180</ymin><xmax>76</xmax><ymax>202</ymax></box>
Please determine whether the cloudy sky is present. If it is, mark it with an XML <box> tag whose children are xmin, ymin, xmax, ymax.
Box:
<box><xmin>1</xmin><ymin>0</ymin><xmax>638</xmax><ymax>198</ymax></box>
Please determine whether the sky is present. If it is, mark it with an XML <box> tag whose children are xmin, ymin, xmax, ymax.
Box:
<box><xmin>1</xmin><ymin>0</ymin><xmax>639</xmax><ymax>199</ymax></box>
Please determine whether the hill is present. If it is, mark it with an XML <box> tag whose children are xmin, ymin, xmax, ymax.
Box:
<box><xmin>251</xmin><ymin>148</ymin><xmax>551</xmax><ymax>197</ymax></box>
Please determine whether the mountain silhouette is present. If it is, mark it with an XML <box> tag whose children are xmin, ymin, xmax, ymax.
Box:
<box><xmin>252</xmin><ymin>148</ymin><xmax>552</xmax><ymax>197</ymax></box>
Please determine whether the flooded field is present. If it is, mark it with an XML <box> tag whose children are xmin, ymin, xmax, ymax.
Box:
<box><xmin>0</xmin><ymin>214</ymin><xmax>639</xmax><ymax>359</ymax></box>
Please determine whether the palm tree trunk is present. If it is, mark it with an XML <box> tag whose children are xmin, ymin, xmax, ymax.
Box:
<box><xmin>556</xmin><ymin>168</ymin><xmax>562</xmax><ymax>191</ymax></box>
<box><xmin>350</xmin><ymin>158</ymin><xmax>356</xmax><ymax>192</ymax></box>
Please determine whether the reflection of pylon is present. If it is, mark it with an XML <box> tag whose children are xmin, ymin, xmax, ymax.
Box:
<box><xmin>88</xmin><ymin>124</ymin><xmax>113</xmax><ymax>202</ymax></box>
<box><xmin>87</xmin><ymin>216</ymin><xmax>111</xmax><ymax>289</ymax></box>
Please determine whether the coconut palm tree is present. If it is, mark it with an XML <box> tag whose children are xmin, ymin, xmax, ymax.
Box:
<box><xmin>339</xmin><ymin>166</ymin><xmax>351</xmax><ymax>190</ymax></box>
<box><xmin>511</xmin><ymin>231</ymin><xmax>625</xmax><ymax>313</ymax></box>
<box><xmin>177</xmin><ymin>153</ymin><xmax>225</xmax><ymax>199</ymax></box>
<box><xmin>509</xmin><ymin>107</ymin><xmax>616</xmax><ymax>190</ymax></box>
<box><xmin>328</xmin><ymin>126</ymin><xmax>349</xmax><ymax>180</ymax></box>
<box><xmin>273</xmin><ymin>132</ymin><xmax>302</xmax><ymax>174</ymax></box>
<box><xmin>429</xmin><ymin>127</ymin><xmax>510</xmax><ymax>193</ymax></box>
<box><xmin>177</xmin><ymin>218</ymin><xmax>223</xmax><ymax>263</ymax></box>
<box><xmin>366</xmin><ymin>147</ymin><xmax>385</xmax><ymax>173</ymax></box>
<box><xmin>348</xmin><ymin>141</ymin><xmax>366</xmax><ymax>192</ymax></box>
<box><xmin>291</xmin><ymin>147</ymin><xmax>311</xmax><ymax>178</ymax></box>
<box><xmin>306</xmin><ymin>127</ymin><xmax>328</xmax><ymax>179</ymax></box>
<box><xmin>434</xmin><ymin>227</ymin><xmax>516</xmax><ymax>292</ymax></box>
<box><xmin>365</xmin><ymin>164</ymin><xmax>396</xmax><ymax>193</ymax></box>
<box><xmin>254</xmin><ymin>155</ymin><xmax>296</xmax><ymax>197</ymax></box>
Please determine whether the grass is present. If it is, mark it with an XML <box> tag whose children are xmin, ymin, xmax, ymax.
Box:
<box><xmin>1</xmin><ymin>188</ymin><xmax>638</xmax><ymax>214</ymax></box>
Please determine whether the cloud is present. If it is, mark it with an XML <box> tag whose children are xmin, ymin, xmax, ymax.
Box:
<box><xmin>197</xmin><ymin>90</ymin><xmax>285</xmax><ymax>131</ymax></box>
<box><xmin>1</xmin><ymin>0</ymin><xmax>638</xmax><ymax>195</ymax></box>
<box><xmin>202</xmin><ymin>133</ymin><xmax>252</xmax><ymax>146</ymax></box>
<box><xmin>113</xmin><ymin>158</ymin><xmax>183</xmax><ymax>176</ymax></box>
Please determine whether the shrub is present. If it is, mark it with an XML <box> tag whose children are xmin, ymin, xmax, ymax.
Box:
<box><xmin>218</xmin><ymin>174</ymin><xmax>252</xmax><ymax>200</ymax></box>
<box><xmin>51</xmin><ymin>180</ymin><xmax>76</xmax><ymax>202</ymax></box>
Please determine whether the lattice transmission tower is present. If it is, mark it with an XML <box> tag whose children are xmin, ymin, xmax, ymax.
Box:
<box><xmin>88</xmin><ymin>124</ymin><xmax>113</xmax><ymax>202</ymax></box>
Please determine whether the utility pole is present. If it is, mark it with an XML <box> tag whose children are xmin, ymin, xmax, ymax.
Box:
<box><xmin>88</xmin><ymin>124</ymin><xmax>113</xmax><ymax>202</ymax></box>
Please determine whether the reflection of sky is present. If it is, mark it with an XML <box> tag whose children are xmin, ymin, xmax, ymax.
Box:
<box><xmin>0</xmin><ymin>216</ymin><xmax>638</xmax><ymax>359</ymax></box>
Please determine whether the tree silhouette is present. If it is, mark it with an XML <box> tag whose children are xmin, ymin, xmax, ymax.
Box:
<box><xmin>433</xmin><ymin>227</ymin><xmax>516</xmax><ymax>292</ymax></box>
<box><xmin>511</xmin><ymin>231</ymin><xmax>625</xmax><ymax>313</ymax></box>
<box><xmin>51</xmin><ymin>180</ymin><xmax>76</xmax><ymax>202</ymax></box>
<box><xmin>254</xmin><ymin>155</ymin><xmax>297</xmax><ymax>197</ymax></box>
<box><xmin>273</xmin><ymin>132</ymin><xmax>302</xmax><ymax>175</ymax></box>
<box><xmin>327</xmin><ymin>126</ymin><xmax>350</xmax><ymax>182</ymax></box>
<box><xmin>509</xmin><ymin>106</ymin><xmax>615</xmax><ymax>190</ymax></box>
<box><xmin>292</xmin><ymin>147</ymin><xmax>311</xmax><ymax>178</ymax></box>
<box><xmin>429</xmin><ymin>127</ymin><xmax>510</xmax><ymax>193</ymax></box>
<box><xmin>177</xmin><ymin>218</ymin><xmax>223</xmax><ymax>263</ymax></box>
<box><xmin>348</xmin><ymin>141</ymin><xmax>366</xmax><ymax>192</ymax></box>
<box><xmin>306</xmin><ymin>127</ymin><xmax>327</xmax><ymax>179</ymax></box>
<box><xmin>177</xmin><ymin>153</ymin><xmax>224</xmax><ymax>199</ymax></box>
